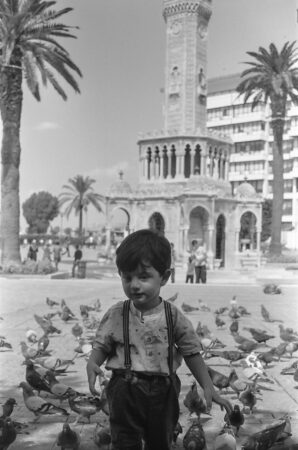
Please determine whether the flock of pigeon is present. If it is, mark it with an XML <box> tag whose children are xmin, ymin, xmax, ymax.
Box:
<box><xmin>0</xmin><ymin>297</ymin><xmax>111</xmax><ymax>449</ymax></box>
<box><xmin>172</xmin><ymin>284</ymin><xmax>297</xmax><ymax>449</ymax></box>
<box><xmin>0</xmin><ymin>282</ymin><xmax>297</xmax><ymax>449</ymax></box>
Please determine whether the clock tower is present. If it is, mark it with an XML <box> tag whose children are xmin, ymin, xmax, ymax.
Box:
<box><xmin>163</xmin><ymin>0</ymin><xmax>212</xmax><ymax>133</ymax></box>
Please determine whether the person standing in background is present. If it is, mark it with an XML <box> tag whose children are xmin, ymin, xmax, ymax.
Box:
<box><xmin>170</xmin><ymin>242</ymin><xmax>176</xmax><ymax>283</ymax></box>
<box><xmin>185</xmin><ymin>255</ymin><xmax>196</xmax><ymax>283</ymax></box>
<box><xmin>192</xmin><ymin>239</ymin><xmax>207</xmax><ymax>284</ymax></box>
<box><xmin>72</xmin><ymin>245</ymin><xmax>83</xmax><ymax>277</ymax></box>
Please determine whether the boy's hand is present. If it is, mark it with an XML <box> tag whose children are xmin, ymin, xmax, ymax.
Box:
<box><xmin>86</xmin><ymin>360</ymin><xmax>103</xmax><ymax>396</ymax></box>
<box><xmin>204</xmin><ymin>387</ymin><xmax>233</xmax><ymax>415</ymax></box>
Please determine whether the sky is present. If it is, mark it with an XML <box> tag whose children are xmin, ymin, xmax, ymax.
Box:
<box><xmin>6</xmin><ymin>0</ymin><xmax>297</xmax><ymax>231</ymax></box>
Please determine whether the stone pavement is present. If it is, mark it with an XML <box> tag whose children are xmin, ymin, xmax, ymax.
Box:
<box><xmin>0</xmin><ymin>275</ymin><xmax>298</xmax><ymax>449</ymax></box>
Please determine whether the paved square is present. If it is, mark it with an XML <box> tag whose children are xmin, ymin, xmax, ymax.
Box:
<box><xmin>1</xmin><ymin>277</ymin><xmax>298</xmax><ymax>449</ymax></box>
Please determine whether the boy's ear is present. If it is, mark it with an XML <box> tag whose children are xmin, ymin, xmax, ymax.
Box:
<box><xmin>161</xmin><ymin>269</ymin><xmax>171</xmax><ymax>286</ymax></box>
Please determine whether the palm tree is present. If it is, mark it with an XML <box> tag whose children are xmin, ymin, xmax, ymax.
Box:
<box><xmin>236</xmin><ymin>42</ymin><xmax>298</xmax><ymax>256</ymax></box>
<box><xmin>59</xmin><ymin>175</ymin><xmax>104</xmax><ymax>241</ymax></box>
<box><xmin>0</xmin><ymin>1</ymin><xmax>81</xmax><ymax>271</ymax></box>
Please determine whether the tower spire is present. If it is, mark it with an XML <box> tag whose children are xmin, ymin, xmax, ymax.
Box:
<box><xmin>162</xmin><ymin>0</ymin><xmax>212</xmax><ymax>134</ymax></box>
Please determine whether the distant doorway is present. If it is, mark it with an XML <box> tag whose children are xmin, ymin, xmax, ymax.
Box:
<box><xmin>240</xmin><ymin>211</ymin><xmax>257</xmax><ymax>251</ymax></box>
<box><xmin>148</xmin><ymin>212</ymin><xmax>165</xmax><ymax>235</ymax></box>
<box><xmin>188</xmin><ymin>206</ymin><xmax>209</xmax><ymax>247</ymax></box>
<box><xmin>215</xmin><ymin>214</ymin><xmax>225</xmax><ymax>266</ymax></box>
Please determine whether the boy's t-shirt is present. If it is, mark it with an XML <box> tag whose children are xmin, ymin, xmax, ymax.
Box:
<box><xmin>93</xmin><ymin>299</ymin><xmax>202</xmax><ymax>375</ymax></box>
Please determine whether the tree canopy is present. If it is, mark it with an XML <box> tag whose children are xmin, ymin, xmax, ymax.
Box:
<box><xmin>22</xmin><ymin>191</ymin><xmax>59</xmax><ymax>234</ymax></box>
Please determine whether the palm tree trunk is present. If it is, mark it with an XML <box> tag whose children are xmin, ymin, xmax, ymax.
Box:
<box><xmin>0</xmin><ymin>61</ymin><xmax>23</xmax><ymax>270</ymax></box>
<box><xmin>269</xmin><ymin>116</ymin><xmax>285</xmax><ymax>256</ymax></box>
<box><xmin>79</xmin><ymin>206</ymin><xmax>83</xmax><ymax>244</ymax></box>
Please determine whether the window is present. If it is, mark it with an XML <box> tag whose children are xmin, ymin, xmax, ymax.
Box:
<box><xmin>283</xmin><ymin>200</ymin><xmax>293</xmax><ymax>215</ymax></box>
<box><xmin>284</xmin><ymin>180</ymin><xmax>293</xmax><ymax>193</ymax></box>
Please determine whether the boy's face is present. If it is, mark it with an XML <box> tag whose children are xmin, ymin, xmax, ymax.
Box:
<box><xmin>120</xmin><ymin>261</ymin><xmax>170</xmax><ymax>312</ymax></box>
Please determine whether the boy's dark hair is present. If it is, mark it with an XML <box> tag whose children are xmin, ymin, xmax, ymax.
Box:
<box><xmin>116</xmin><ymin>229</ymin><xmax>171</xmax><ymax>275</ymax></box>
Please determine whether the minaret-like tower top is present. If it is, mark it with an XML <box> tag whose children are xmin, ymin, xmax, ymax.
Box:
<box><xmin>162</xmin><ymin>0</ymin><xmax>212</xmax><ymax>134</ymax></box>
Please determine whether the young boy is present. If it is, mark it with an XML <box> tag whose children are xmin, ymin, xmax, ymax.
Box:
<box><xmin>87</xmin><ymin>229</ymin><xmax>231</xmax><ymax>450</ymax></box>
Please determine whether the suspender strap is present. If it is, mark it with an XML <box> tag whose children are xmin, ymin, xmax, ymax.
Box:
<box><xmin>164</xmin><ymin>300</ymin><xmax>174</xmax><ymax>376</ymax></box>
<box><xmin>123</xmin><ymin>300</ymin><xmax>131</xmax><ymax>371</ymax></box>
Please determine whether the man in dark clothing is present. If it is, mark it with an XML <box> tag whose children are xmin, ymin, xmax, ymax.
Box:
<box><xmin>72</xmin><ymin>245</ymin><xmax>83</xmax><ymax>277</ymax></box>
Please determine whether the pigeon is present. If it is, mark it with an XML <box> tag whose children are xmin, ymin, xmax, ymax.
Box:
<box><xmin>272</xmin><ymin>342</ymin><xmax>288</xmax><ymax>360</ymax></box>
<box><xmin>232</xmin><ymin>333</ymin><xmax>249</xmax><ymax>345</ymax></box>
<box><xmin>20</xmin><ymin>341</ymin><xmax>50</xmax><ymax>360</ymax></box>
<box><xmin>45</xmin><ymin>371</ymin><xmax>81</xmax><ymax>400</ymax></box>
<box><xmin>238</xmin><ymin>306</ymin><xmax>251</xmax><ymax>316</ymax></box>
<box><xmin>74</xmin><ymin>338</ymin><xmax>92</xmax><ymax>357</ymax></box>
<box><xmin>26</xmin><ymin>330</ymin><xmax>38</xmax><ymax>344</ymax></box>
<box><xmin>33</xmin><ymin>314</ymin><xmax>61</xmax><ymax>335</ymax></box>
<box><xmin>43</xmin><ymin>312</ymin><xmax>60</xmax><ymax>321</ymax></box>
<box><xmin>93</xmin><ymin>299</ymin><xmax>102</xmax><ymax>312</ymax></box>
<box><xmin>275</xmin><ymin>414</ymin><xmax>292</xmax><ymax>442</ymax></box>
<box><xmin>280</xmin><ymin>360</ymin><xmax>298</xmax><ymax>375</ymax></box>
<box><xmin>257</xmin><ymin>349</ymin><xmax>277</xmax><ymax>367</ymax></box>
<box><xmin>60</xmin><ymin>308</ymin><xmax>77</xmax><ymax>322</ymax></box>
<box><xmin>215</xmin><ymin>315</ymin><xmax>225</xmax><ymax>328</ymax></box>
<box><xmin>197</xmin><ymin>299</ymin><xmax>210</xmax><ymax>312</ymax></box>
<box><xmin>228</xmin><ymin>309</ymin><xmax>241</xmax><ymax>320</ymax></box>
<box><xmin>61</xmin><ymin>299</ymin><xmax>76</xmax><ymax>318</ymax></box>
<box><xmin>214</xmin><ymin>307</ymin><xmax>228</xmax><ymax>315</ymax></box>
<box><xmin>57</xmin><ymin>423</ymin><xmax>80</xmax><ymax>449</ymax></box>
<box><xmin>196</xmin><ymin>322</ymin><xmax>212</xmax><ymax>339</ymax></box>
<box><xmin>229</xmin><ymin>369</ymin><xmax>253</xmax><ymax>397</ymax></box>
<box><xmin>207</xmin><ymin>367</ymin><xmax>234</xmax><ymax>392</ymax></box>
<box><xmin>244</xmin><ymin>328</ymin><xmax>275</xmax><ymax>344</ymax></box>
<box><xmin>0</xmin><ymin>417</ymin><xmax>17</xmax><ymax>449</ymax></box>
<box><xmin>24</xmin><ymin>360</ymin><xmax>52</xmax><ymax>395</ymax></box>
<box><xmin>93</xmin><ymin>423</ymin><xmax>111</xmax><ymax>448</ymax></box>
<box><xmin>229</xmin><ymin>321</ymin><xmax>239</xmax><ymax>334</ymax></box>
<box><xmin>279</xmin><ymin>325</ymin><xmax>298</xmax><ymax>342</ymax></box>
<box><xmin>183</xmin><ymin>382</ymin><xmax>209</xmax><ymax>418</ymax></box>
<box><xmin>207</xmin><ymin>350</ymin><xmax>245</xmax><ymax>364</ymax></box>
<box><xmin>1</xmin><ymin>399</ymin><xmax>17</xmax><ymax>419</ymax></box>
<box><xmin>71</xmin><ymin>323</ymin><xmax>84</xmax><ymax>340</ymax></box>
<box><xmin>241</xmin><ymin>418</ymin><xmax>287</xmax><ymax>449</ymax></box>
<box><xmin>46</xmin><ymin>297</ymin><xmax>59</xmax><ymax>308</ymax></box>
<box><xmin>68</xmin><ymin>393</ymin><xmax>103</xmax><ymax>424</ymax></box>
<box><xmin>181</xmin><ymin>302</ymin><xmax>199</xmax><ymax>313</ymax></box>
<box><xmin>237</xmin><ymin>339</ymin><xmax>258</xmax><ymax>353</ymax></box>
<box><xmin>0</xmin><ymin>339</ymin><xmax>12</xmax><ymax>350</ymax></box>
<box><xmin>225</xmin><ymin>404</ymin><xmax>244</xmax><ymax>436</ymax></box>
<box><xmin>80</xmin><ymin>303</ymin><xmax>96</xmax><ymax>313</ymax></box>
<box><xmin>239</xmin><ymin>384</ymin><xmax>258</xmax><ymax>414</ymax></box>
<box><xmin>19</xmin><ymin>382</ymin><xmax>69</xmax><ymax>422</ymax></box>
<box><xmin>285</xmin><ymin>342</ymin><xmax>298</xmax><ymax>358</ymax></box>
<box><xmin>260</xmin><ymin>305</ymin><xmax>282</xmax><ymax>323</ymax></box>
<box><xmin>37</xmin><ymin>333</ymin><xmax>50</xmax><ymax>352</ymax></box>
<box><xmin>183</xmin><ymin>418</ymin><xmax>206</xmax><ymax>450</ymax></box>
<box><xmin>263</xmin><ymin>283</ymin><xmax>281</xmax><ymax>294</ymax></box>
<box><xmin>230</xmin><ymin>296</ymin><xmax>238</xmax><ymax>309</ymax></box>
<box><xmin>214</xmin><ymin>422</ymin><xmax>237</xmax><ymax>449</ymax></box>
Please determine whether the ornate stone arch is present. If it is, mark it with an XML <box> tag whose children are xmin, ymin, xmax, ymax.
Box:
<box><xmin>187</xmin><ymin>205</ymin><xmax>209</xmax><ymax>247</ymax></box>
<box><xmin>239</xmin><ymin>210</ymin><xmax>257</xmax><ymax>251</ymax></box>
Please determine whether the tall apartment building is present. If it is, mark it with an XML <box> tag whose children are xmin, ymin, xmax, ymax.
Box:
<box><xmin>206</xmin><ymin>74</ymin><xmax>298</xmax><ymax>249</ymax></box>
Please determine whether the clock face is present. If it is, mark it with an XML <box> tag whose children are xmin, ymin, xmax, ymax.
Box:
<box><xmin>198</xmin><ymin>22</ymin><xmax>207</xmax><ymax>39</ymax></box>
<box><xmin>170</xmin><ymin>20</ymin><xmax>182</xmax><ymax>35</ymax></box>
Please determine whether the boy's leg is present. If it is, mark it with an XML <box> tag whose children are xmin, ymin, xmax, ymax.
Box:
<box><xmin>190</xmin><ymin>274</ymin><xmax>194</xmax><ymax>283</ymax></box>
<box><xmin>144</xmin><ymin>376</ymin><xmax>180</xmax><ymax>450</ymax></box>
<box><xmin>107</xmin><ymin>375</ymin><xmax>144</xmax><ymax>450</ymax></box>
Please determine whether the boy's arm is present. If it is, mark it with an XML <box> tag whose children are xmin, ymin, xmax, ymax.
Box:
<box><xmin>86</xmin><ymin>348</ymin><xmax>108</xmax><ymax>396</ymax></box>
<box><xmin>184</xmin><ymin>353</ymin><xmax>232</xmax><ymax>415</ymax></box>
